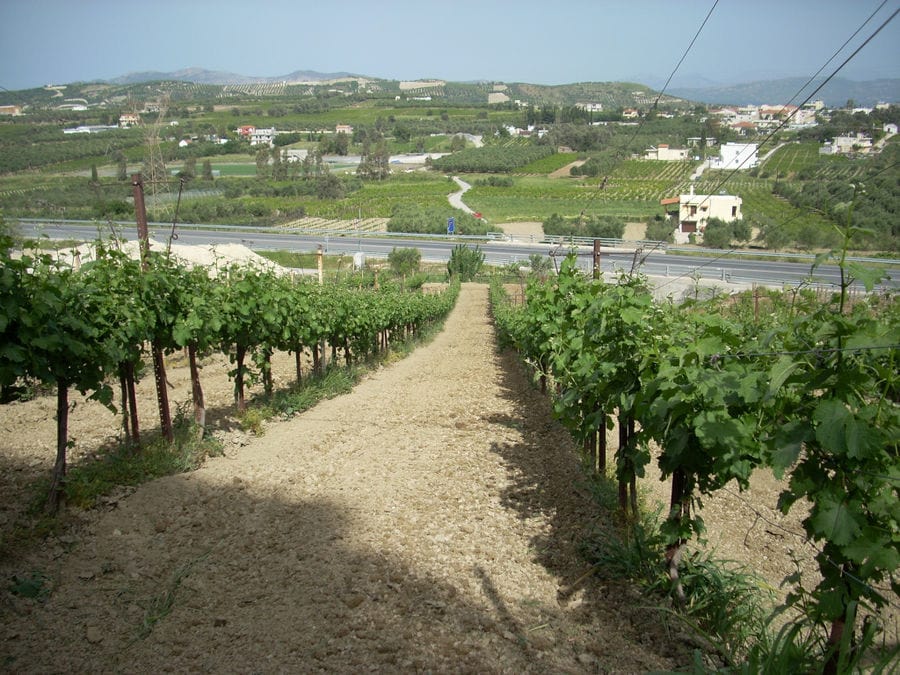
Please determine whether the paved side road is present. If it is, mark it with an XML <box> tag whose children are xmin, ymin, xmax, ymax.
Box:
<box><xmin>448</xmin><ymin>175</ymin><xmax>474</xmax><ymax>214</ymax></box>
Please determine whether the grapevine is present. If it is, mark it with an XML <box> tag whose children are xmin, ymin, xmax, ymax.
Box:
<box><xmin>491</xmin><ymin>237</ymin><xmax>897</xmax><ymax>668</ymax></box>
<box><xmin>0</xmin><ymin>236</ymin><xmax>458</xmax><ymax>510</ymax></box>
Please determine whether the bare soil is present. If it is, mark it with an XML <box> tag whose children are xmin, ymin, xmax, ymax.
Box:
<box><xmin>622</xmin><ymin>223</ymin><xmax>647</xmax><ymax>241</ymax></box>
<box><xmin>548</xmin><ymin>161</ymin><xmax>586</xmax><ymax>179</ymax></box>
<box><xmin>1</xmin><ymin>284</ymin><xmax>690</xmax><ymax>673</ymax></box>
<box><xmin>497</xmin><ymin>222</ymin><xmax>544</xmax><ymax>238</ymax></box>
<box><xmin>1</xmin><ymin>284</ymin><xmax>896</xmax><ymax>672</ymax></box>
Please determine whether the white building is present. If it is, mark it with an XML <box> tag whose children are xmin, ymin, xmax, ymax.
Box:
<box><xmin>709</xmin><ymin>142</ymin><xmax>758</xmax><ymax>170</ymax></box>
<box><xmin>63</xmin><ymin>125</ymin><xmax>118</xmax><ymax>134</ymax></box>
<box><xmin>250</xmin><ymin>127</ymin><xmax>276</xmax><ymax>146</ymax></box>
<box><xmin>285</xmin><ymin>148</ymin><xmax>309</xmax><ymax>163</ymax></box>
<box><xmin>644</xmin><ymin>144</ymin><xmax>689</xmax><ymax>161</ymax></box>
<box><xmin>819</xmin><ymin>133</ymin><xmax>873</xmax><ymax>155</ymax></box>
<box><xmin>667</xmin><ymin>185</ymin><xmax>742</xmax><ymax>242</ymax></box>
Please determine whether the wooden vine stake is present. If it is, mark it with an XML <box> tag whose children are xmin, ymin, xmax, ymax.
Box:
<box><xmin>132</xmin><ymin>173</ymin><xmax>174</xmax><ymax>443</ymax></box>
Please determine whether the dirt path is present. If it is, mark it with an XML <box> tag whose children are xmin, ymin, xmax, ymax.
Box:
<box><xmin>548</xmin><ymin>161</ymin><xmax>586</xmax><ymax>178</ymax></box>
<box><xmin>1</xmin><ymin>284</ymin><xmax>687</xmax><ymax>673</ymax></box>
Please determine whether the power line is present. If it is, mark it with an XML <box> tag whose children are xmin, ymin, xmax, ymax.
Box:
<box><xmin>649</xmin><ymin>159</ymin><xmax>898</xmax><ymax>293</ymax></box>
<box><xmin>688</xmin><ymin>0</ymin><xmax>897</xmax><ymax>225</ymax></box>
<box><xmin>592</xmin><ymin>0</ymin><xmax>720</xmax><ymax>194</ymax></box>
<box><xmin>766</xmin><ymin>0</ymin><xmax>890</xmax><ymax>118</ymax></box>
<box><xmin>721</xmin><ymin>486</ymin><xmax>900</xmax><ymax>613</ymax></box>
<box><xmin>657</xmin><ymin>0</ymin><xmax>721</xmax><ymax>102</ymax></box>
<box><xmin>646</xmin><ymin>4</ymin><xmax>900</xmax><ymax>287</ymax></box>
<box><xmin>697</xmin><ymin>4</ymin><xmax>900</xmax><ymax>207</ymax></box>
<box><xmin>675</xmin><ymin>151</ymin><xmax>897</xmax><ymax>260</ymax></box>
<box><xmin>712</xmin><ymin>344</ymin><xmax>900</xmax><ymax>363</ymax></box>
<box><xmin>652</xmin><ymin>246</ymin><xmax>738</xmax><ymax>291</ymax></box>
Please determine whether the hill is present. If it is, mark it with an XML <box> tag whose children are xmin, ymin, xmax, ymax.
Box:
<box><xmin>2</xmin><ymin>68</ymin><xmax>896</xmax><ymax>110</ymax></box>
<box><xmin>0</xmin><ymin>77</ymin><xmax>693</xmax><ymax>111</ymax></box>
<box><xmin>668</xmin><ymin>76</ymin><xmax>900</xmax><ymax>107</ymax></box>
<box><xmin>109</xmin><ymin>67</ymin><xmax>358</xmax><ymax>86</ymax></box>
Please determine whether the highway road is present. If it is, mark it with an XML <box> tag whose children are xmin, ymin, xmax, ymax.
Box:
<box><xmin>15</xmin><ymin>219</ymin><xmax>898</xmax><ymax>291</ymax></box>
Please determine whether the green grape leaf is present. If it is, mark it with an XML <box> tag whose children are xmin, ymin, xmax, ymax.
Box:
<box><xmin>843</xmin><ymin>529</ymin><xmax>899</xmax><ymax>573</ymax></box>
<box><xmin>813</xmin><ymin>399</ymin><xmax>851</xmax><ymax>455</ymax></box>
<box><xmin>845</xmin><ymin>262</ymin><xmax>885</xmax><ymax>293</ymax></box>
<box><xmin>768</xmin><ymin>355</ymin><xmax>800</xmax><ymax>397</ymax></box>
<box><xmin>811</xmin><ymin>498</ymin><xmax>861</xmax><ymax>546</ymax></box>
<box><xmin>771</xmin><ymin>423</ymin><xmax>806</xmax><ymax>477</ymax></box>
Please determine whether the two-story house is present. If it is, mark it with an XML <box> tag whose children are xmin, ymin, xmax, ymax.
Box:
<box><xmin>709</xmin><ymin>142</ymin><xmax>758</xmax><ymax>170</ymax></box>
<box><xmin>819</xmin><ymin>132</ymin><xmax>873</xmax><ymax>155</ymax></box>
<box><xmin>663</xmin><ymin>185</ymin><xmax>743</xmax><ymax>243</ymax></box>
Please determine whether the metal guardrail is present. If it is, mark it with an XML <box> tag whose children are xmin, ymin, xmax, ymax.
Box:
<box><xmin>502</xmin><ymin>233</ymin><xmax>667</xmax><ymax>250</ymax></box>
<box><xmin>15</xmin><ymin>218</ymin><xmax>501</xmax><ymax>243</ymax></box>
<box><xmin>15</xmin><ymin>219</ymin><xmax>899</xmax><ymax>267</ymax></box>
<box><xmin>666</xmin><ymin>246</ymin><xmax>900</xmax><ymax>267</ymax></box>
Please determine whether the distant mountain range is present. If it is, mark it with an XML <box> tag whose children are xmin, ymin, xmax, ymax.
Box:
<box><xmin>667</xmin><ymin>76</ymin><xmax>900</xmax><ymax>107</ymax></box>
<box><xmin>108</xmin><ymin>67</ymin><xmax>358</xmax><ymax>86</ymax></box>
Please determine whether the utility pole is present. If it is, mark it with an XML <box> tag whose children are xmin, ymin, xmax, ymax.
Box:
<box><xmin>132</xmin><ymin>173</ymin><xmax>174</xmax><ymax>443</ymax></box>
<box><xmin>592</xmin><ymin>239</ymin><xmax>602</xmax><ymax>280</ymax></box>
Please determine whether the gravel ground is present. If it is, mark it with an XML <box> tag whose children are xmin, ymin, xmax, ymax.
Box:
<box><xmin>1</xmin><ymin>284</ymin><xmax>691</xmax><ymax>673</ymax></box>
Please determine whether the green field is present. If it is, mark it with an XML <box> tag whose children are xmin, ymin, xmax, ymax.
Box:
<box><xmin>460</xmin><ymin>159</ymin><xmax>698</xmax><ymax>222</ymax></box>
<box><xmin>1</xmin><ymin>81</ymin><xmax>895</xmax><ymax>252</ymax></box>
<box><xmin>209</xmin><ymin>161</ymin><xmax>258</xmax><ymax>177</ymax></box>
<box><xmin>466</xmin><ymin>173</ymin><xmax>667</xmax><ymax>223</ymax></box>
<box><xmin>519</xmin><ymin>152</ymin><xmax>580</xmax><ymax>174</ymax></box>
<box><xmin>757</xmin><ymin>141</ymin><xmax>866</xmax><ymax>180</ymax></box>
<box><xmin>304</xmin><ymin>173</ymin><xmax>456</xmax><ymax>219</ymax></box>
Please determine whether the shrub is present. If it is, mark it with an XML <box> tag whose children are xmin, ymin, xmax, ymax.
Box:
<box><xmin>645</xmin><ymin>216</ymin><xmax>675</xmax><ymax>243</ymax></box>
<box><xmin>701</xmin><ymin>217</ymin><xmax>751</xmax><ymax>249</ymax></box>
<box><xmin>387</xmin><ymin>247</ymin><xmax>421</xmax><ymax>277</ymax></box>
<box><xmin>387</xmin><ymin>204</ymin><xmax>491</xmax><ymax>236</ymax></box>
<box><xmin>542</xmin><ymin>213</ymin><xmax>625</xmax><ymax>239</ymax></box>
<box><xmin>447</xmin><ymin>244</ymin><xmax>484</xmax><ymax>281</ymax></box>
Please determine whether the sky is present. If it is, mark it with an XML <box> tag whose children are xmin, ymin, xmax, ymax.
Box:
<box><xmin>1</xmin><ymin>0</ymin><xmax>898</xmax><ymax>91</ymax></box>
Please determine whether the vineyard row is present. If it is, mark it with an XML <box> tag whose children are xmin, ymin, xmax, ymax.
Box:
<box><xmin>490</xmin><ymin>246</ymin><xmax>898</xmax><ymax>669</ymax></box>
<box><xmin>1</xmin><ymin>238</ymin><xmax>459</xmax><ymax>510</ymax></box>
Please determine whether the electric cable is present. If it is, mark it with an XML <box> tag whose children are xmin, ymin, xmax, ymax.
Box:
<box><xmin>607</xmin><ymin>0</ymin><xmax>720</xmax><ymax>168</ymax></box>
<box><xmin>696</xmin><ymin>4</ymin><xmax>900</xmax><ymax>210</ymax></box>
<box><xmin>642</xmin><ymin>4</ymin><xmax>900</xmax><ymax>287</ymax></box>
<box><xmin>577</xmin><ymin>0</ymin><xmax>719</xmax><ymax>216</ymax></box>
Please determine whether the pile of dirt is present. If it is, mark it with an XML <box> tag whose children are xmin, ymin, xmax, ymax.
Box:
<box><xmin>45</xmin><ymin>237</ymin><xmax>281</xmax><ymax>273</ymax></box>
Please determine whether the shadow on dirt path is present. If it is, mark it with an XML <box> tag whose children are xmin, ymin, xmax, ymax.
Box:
<box><xmin>1</xmin><ymin>284</ymin><xmax>691</xmax><ymax>673</ymax></box>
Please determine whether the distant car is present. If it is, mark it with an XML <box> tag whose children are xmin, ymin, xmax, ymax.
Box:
<box><xmin>473</xmin><ymin>212</ymin><xmax>482</xmax><ymax>219</ymax></box>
